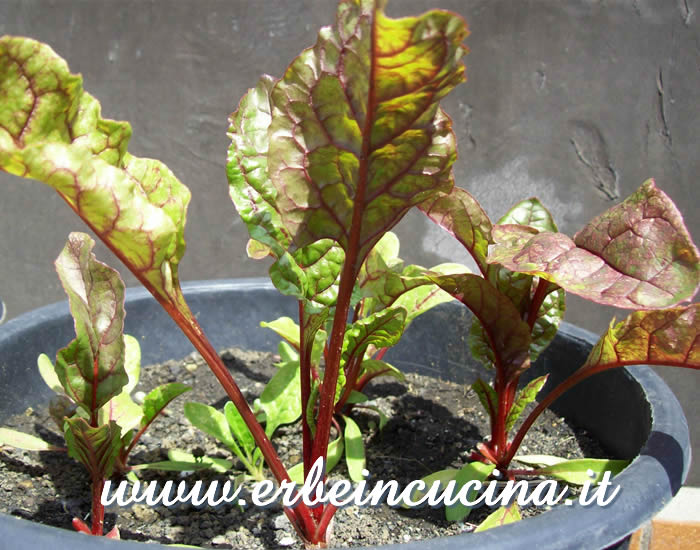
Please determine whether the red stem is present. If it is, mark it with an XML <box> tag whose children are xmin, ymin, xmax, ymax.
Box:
<box><xmin>90</xmin><ymin>477</ymin><xmax>105</xmax><ymax>535</ymax></box>
<box><xmin>503</xmin><ymin>360</ymin><xmax>700</xmax><ymax>467</ymax></box>
<box><xmin>299</xmin><ymin>302</ymin><xmax>314</xmax><ymax>479</ymax></box>
<box><xmin>527</xmin><ymin>278</ymin><xmax>549</xmax><ymax>331</ymax></box>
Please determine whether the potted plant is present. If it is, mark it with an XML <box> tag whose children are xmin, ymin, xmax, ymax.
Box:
<box><xmin>0</xmin><ymin>0</ymin><xmax>698</xmax><ymax>548</ymax></box>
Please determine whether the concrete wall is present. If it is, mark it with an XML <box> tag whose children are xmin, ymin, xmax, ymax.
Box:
<box><xmin>1</xmin><ymin>1</ymin><xmax>698</xmax><ymax>482</ymax></box>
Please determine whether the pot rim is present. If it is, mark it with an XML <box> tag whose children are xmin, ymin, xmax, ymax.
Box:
<box><xmin>0</xmin><ymin>278</ymin><xmax>690</xmax><ymax>550</ymax></box>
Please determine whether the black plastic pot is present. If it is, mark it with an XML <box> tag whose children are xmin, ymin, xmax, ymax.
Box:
<box><xmin>0</xmin><ymin>279</ymin><xmax>690</xmax><ymax>550</ymax></box>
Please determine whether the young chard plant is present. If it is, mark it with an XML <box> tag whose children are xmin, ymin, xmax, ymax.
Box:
<box><xmin>0</xmin><ymin>232</ymin><xmax>190</xmax><ymax>537</ymax></box>
<box><xmin>1</xmin><ymin>0</ymin><xmax>469</xmax><ymax>544</ymax></box>
<box><xmin>418</xmin><ymin>180</ymin><xmax>699</xmax><ymax>524</ymax></box>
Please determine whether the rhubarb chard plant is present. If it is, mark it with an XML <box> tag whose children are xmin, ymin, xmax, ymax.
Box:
<box><xmin>0</xmin><ymin>233</ymin><xmax>191</xmax><ymax>537</ymax></box>
<box><xmin>0</xmin><ymin>0</ymin><xmax>699</xmax><ymax>545</ymax></box>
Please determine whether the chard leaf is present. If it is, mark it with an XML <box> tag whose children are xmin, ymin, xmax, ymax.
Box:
<box><xmin>0</xmin><ymin>37</ymin><xmax>192</xmax><ymax>316</ymax></box>
<box><xmin>513</xmin><ymin>454</ymin><xmax>567</xmax><ymax>467</ymax></box>
<box><xmin>260</xmin><ymin>317</ymin><xmax>301</xmax><ymax>350</ymax></box>
<box><xmin>121</xmin><ymin>335</ymin><xmax>141</xmax><ymax>395</ymax></box>
<box><xmin>167</xmin><ymin>449</ymin><xmax>232</xmax><ymax>473</ymax></box>
<box><xmin>293</xmin><ymin>240</ymin><xmax>345</xmax><ymax>310</ymax></box>
<box><xmin>474</xmin><ymin>503</ymin><xmax>522</xmax><ymax>532</ymax></box>
<box><xmin>505</xmin><ymin>375</ymin><xmax>548</xmax><ymax>433</ymax></box>
<box><xmin>341</xmin><ymin>307</ymin><xmax>407</xmax><ymax>369</ymax></box>
<box><xmin>419</xmin><ymin>186</ymin><xmax>493</xmax><ymax>274</ymax></box>
<box><xmin>538</xmin><ymin>458</ymin><xmax>629</xmax><ymax>485</ymax></box>
<box><xmin>54</xmin><ymin>233</ymin><xmax>128</xmax><ymax>412</ymax></box>
<box><xmin>132</xmin><ymin>460</ymin><xmax>211</xmax><ymax>472</ymax></box>
<box><xmin>343</xmin><ymin>415</ymin><xmax>366</xmax><ymax>482</ymax></box>
<box><xmin>499</xmin><ymin>197</ymin><xmax>558</xmax><ymax>232</ymax></box>
<box><xmin>530</xmin><ymin>287</ymin><xmax>566</xmax><ymax>361</ymax></box>
<box><xmin>429</xmin><ymin>274</ymin><xmax>531</xmax><ymax>381</ymax></box>
<box><xmin>230</xmin><ymin>1</ymin><xmax>468</xmax><ymax>267</ymax></box>
<box><xmin>406</xmin><ymin>468</ymin><xmax>458</xmax><ymax>506</ymax></box>
<box><xmin>359</xmin><ymin>358</ymin><xmax>405</xmax><ymax>381</ymax></box>
<box><xmin>0</xmin><ymin>428</ymin><xmax>61</xmax><ymax>451</ymax></box>
<box><xmin>471</xmin><ymin>378</ymin><xmax>497</xmax><ymax>418</ymax></box>
<box><xmin>259</xmin><ymin>359</ymin><xmax>302</xmax><ymax>438</ymax></box>
<box><xmin>227</xmin><ymin>75</ymin><xmax>291</xmax><ymax>258</ymax></box>
<box><xmin>446</xmin><ymin>461</ymin><xmax>494</xmax><ymax>522</ymax></box>
<box><xmin>183</xmin><ymin>402</ymin><xmax>238</xmax><ymax>454</ymax></box>
<box><xmin>141</xmin><ymin>382</ymin><xmax>191</xmax><ymax>428</ymax></box>
<box><xmin>224</xmin><ymin>401</ymin><xmax>256</xmax><ymax>457</ymax></box>
<box><xmin>99</xmin><ymin>335</ymin><xmax>144</xmax><ymax>433</ymax></box>
<box><xmin>63</xmin><ymin>417</ymin><xmax>121</xmax><ymax>479</ymax></box>
<box><xmin>346</xmin><ymin>391</ymin><xmax>369</xmax><ymax>404</ymax></box>
<box><xmin>489</xmin><ymin>180</ymin><xmax>700</xmax><ymax>309</ymax></box>
<box><xmin>580</xmin><ymin>305</ymin><xmax>700</xmax><ymax>372</ymax></box>
<box><xmin>288</xmin><ymin>436</ymin><xmax>344</xmax><ymax>485</ymax></box>
<box><xmin>37</xmin><ymin>353</ymin><xmax>62</xmax><ymax>394</ymax></box>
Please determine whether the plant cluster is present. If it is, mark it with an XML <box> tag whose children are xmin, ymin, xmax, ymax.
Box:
<box><xmin>0</xmin><ymin>0</ymin><xmax>698</xmax><ymax>546</ymax></box>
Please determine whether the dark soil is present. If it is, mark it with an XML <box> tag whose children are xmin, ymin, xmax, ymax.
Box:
<box><xmin>0</xmin><ymin>347</ymin><xmax>608</xmax><ymax>548</ymax></box>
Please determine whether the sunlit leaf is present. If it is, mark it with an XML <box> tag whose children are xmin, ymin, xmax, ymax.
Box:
<box><xmin>505</xmin><ymin>375</ymin><xmax>548</xmax><ymax>433</ymax></box>
<box><xmin>141</xmin><ymin>383</ymin><xmax>191</xmax><ymax>428</ymax></box>
<box><xmin>0</xmin><ymin>428</ymin><xmax>61</xmax><ymax>451</ymax></box>
<box><xmin>446</xmin><ymin>461</ymin><xmax>494</xmax><ymax>522</ymax></box>
<box><xmin>538</xmin><ymin>458</ymin><xmax>629</xmax><ymax>485</ymax></box>
<box><xmin>474</xmin><ymin>503</ymin><xmax>521</xmax><ymax>532</ymax></box>
<box><xmin>259</xmin><ymin>360</ymin><xmax>302</xmax><ymax>438</ymax></box>
<box><xmin>343</xmin><ymin>415</ymin><xmax>366</xmax><ymax>482</ymax></box>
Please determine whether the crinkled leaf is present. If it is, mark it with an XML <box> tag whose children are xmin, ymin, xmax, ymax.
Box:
<box><xmin>183</xmin><ymin>402</ymin><xmax>238</xmax><ymax>454</ymax></box>
<box><xmin>141</xmin><ymin>382</ymin><xmax>191</xmax><ymax>428</ymax></box>
<box><xmin>474</xmin><ymin>503</ymin><xmax>522</xmax><ymax>532</ymax></box>
<box><xmin>446</xmin><ymin>461</ymin><xmax>494</xmax><ymax>522</ymax></box>
<box><xmin>530</xmin><ymin>287</ymin><xmax>565</xmax><ymax>361</ymax></box>
<box><xmin>538</xmin><ymin>458</ymin><xmax>629</xmax><ymax>485</ymax></box>
<box><xmin>37</xmin><ymin>353</ymin><xmax>62</xmax><ymax>394</ymax></box>
<box><xmin>288</xmin><ymin>436</ymin><xmax>344</xmax><ymax>485</ymax></box>
<box><xmin>489</xmin><ymin>181</ymin><xmax>700</xmax><ymax>309</ymax></box>
<box><xmin>261</xmin><ymin>317</ymin><xmax>301</xmax><ymax>350</ymax></box>
<box><xmin>293</xmin><ymin>239</ymin><xmax>345</xmax><ymax>310</ymax></box>
<box><xmin>430</xmin><ymin>274</ymin><xmax>531</xmax><ymax>381</ymax></box>
<box><xmin>230</xmin><ymin>1</ymin><xmax>467</xmax><ymax>269</ymax></box>
<box><xmin>359</xmin><ymin>358</ymin><xmax>405</xmax><ymax>381</ymax></box>
<box><xmin>167</xmin><ymin>449</ymin><xmax>232</xmax><ymax>473</ymax></box>
<box><xmin>341</xmin><ymin>307</ymin><xmax>407</xmax><ymax>369</ymax></box>
<box><xmin>343</xmin><ymin>415</ymin><xmax>366</xmax><ymax>482</ymax></box>
<box><xmin>63</xmin><ymin>417</ymin><xmax>121</xmax><ymax>479</ymax></box>
<box><xmin>259</xmin><ymin>358</ymin><xmax>302</xmax><ymax>438</ymax></box>
<box><xmin>580</xmin><ymin>305</ymin><xmax>700</xmax><ymax>373</ymax></box>
<box><xmin>54</xmin><ymin>233</ymin><xmax>128</xmax><ymax>411</ymax></box>
<box><xmin>419</xmin><ymin>186</ymin><xmax>492</xmax><ymax>274</ymax></box>
<box><xmin>471</xmin><ymin>378</ymin><xmax>497</xmax><ymax>418</ymax></box>
<box><xmin>0</xmin><ymin>37</ymin><xmax>192</xmax><ymax>314</ymax></box>
<box><xmin>505</xmin><ymin>375</ymin><xmax>548</xmax><ymax>433</ymax></box>
<box><xmin>0</xmin><ymin>428</ymin><xmax>61</xmax><ymax>451</ymax></box>
<box><xmin>227</xmin><ymin>74</ymin><xmax>291</xmax><ymax>258</ymax></box>
<box><xmin>224</xmin><ymin>401</ymin><xmax>256</xmax><ymax>457</ymax></box>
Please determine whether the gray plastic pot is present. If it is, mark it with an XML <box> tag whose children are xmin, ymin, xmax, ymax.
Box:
<box><xmin>0</xmin><ymin>279</ymin><xmax>690</xmax><ymax>550</ymax></box>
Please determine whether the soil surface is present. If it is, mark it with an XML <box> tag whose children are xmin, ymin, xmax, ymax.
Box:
<box><xmin>0</xmin><ymin>347</ymin><xmax>608</xmax><ymax>548</ymax></box>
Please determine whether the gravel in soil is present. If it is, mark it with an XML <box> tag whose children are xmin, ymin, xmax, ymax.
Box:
<box><xmin>0</xmin><ymin>347</ymin><xmax>609</xmax><ymax>548</ymax></box>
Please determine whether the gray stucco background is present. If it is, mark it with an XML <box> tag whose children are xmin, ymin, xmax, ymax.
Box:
<box><xmin>1</xmin><ymin>1</ymin><xmax>698</xmax><ymax>483</ymax></box>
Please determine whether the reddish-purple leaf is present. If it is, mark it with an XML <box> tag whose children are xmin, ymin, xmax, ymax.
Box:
<box><xmin>488</xmin><ymin>181</ymin><xmax>699</xmax><ymax>309</ymax></box>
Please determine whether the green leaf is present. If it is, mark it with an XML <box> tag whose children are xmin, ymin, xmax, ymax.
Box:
<box><xmin>499</xmin><ymin>197</ymin><xmax>558</xmax><ymax>232</ymax></box>
<box><xmin>471</xmin><ymin>378</ymin><xmax>497</xmax><ymax>418</ymax></box>
<box><xmin>505</xmin><ymin>375</ymin><xmax>548</xmax><ymax>433</ymax></box>
<box><xmin>0</xmin><ymin>37</ymin><xmax>193</xmax><ymax>315</ymax></box>
<box><xmin>63</xmin><ymin>417</ymin><xmax>122</xmax><ymax>479</ymax></box>
<box><xmin>530</xmin><ymin>286</ymin><xmax>565</xmax><ymax>361</ymax></box>
<box><xmin>259</xmin><ymin>360</ymin><xmax>302</xmax><ymax>438</ymax></box>
<box><xmin>446</xmin><ymin>461</ymin><xmax>495</xmax><ymax>522</ymax></box>
<box><xmin>229</xmin><ymin>2</ymin><xmax>468</xmax><ymax>264</ymax></box>
<box><xmin>343</xmin><ymin>415</ymin><xmax>366</xmax><ymax>482</ymax></box>
<box><xmin>404</xmin><ymin>468</ymin><xmax>459</xmax><ymax>508</ymax></box>
<box><xmin>346</xmin><ymin>391</ymin><xmax>369</xmax><ymax>404</ymax></box>
<box><xmin>359</xmin><ymin>358</ymin><xmax>405</xmax><ymax>382</ymax></box>
<box><xmin>99</xmin><ymin>390</ymin><xmax>142</xmax><ymax>435</ymax></box>
<box><xmin>0</xmin><ymin>427</ymin><xmax>61</xmax><ymax>451</ymax></box>
<box><xmin>288</xmin><ymin>436</ymin><xmax>344</xmax><ymax>485</ymax></box>
<box><xmin>429</xmin><ymin>273</ymin><xmax>531</xmax><ymax>382</ymax></box>
<box><xmin>580</xmin><ymin>305</ymin><xmax>700</xmax><ymax>373</ymax></box>
<box><xmin>538</xmin><ymin>458</ymin><xmax>629</xmax><ymax>485</ymax></box>
<box><xmin>54</xmin><ymin>233</ymin><xmax>128</xmax><ymax>412</ymax></box>
<box><xmin>37</xmin><ymin>353</ymin><xmax>62</xmax><ymax>394</ymax></box>
<box><xmin>513</xmin><ymin>454</ymin><xmax>567</xmax><ymax>467</ymax></box>
<box><xmin>224</xmin><ymin>401</ymin><xmax>256</xmax><ymax>457</ymax></box>
<box><xmin>141</xmin><ymin>382</ymin><xmax>191</xmax><ymax>428</ymax></box>
<box><xmin>183</xmin><ymin>402</ymin><xmax>238</xmax><ymax>454</ymax></box>
<box><xmin>167</xmin><ymin>449</ymin><xmax>232</xmax><ymax>473</ymax></box>
<box><xmin>261</xmin><ymin>317</ymin><xmax>301</xmax><ymax>349</ymax></box>
<box><xmin>342</xmin><ymin>307</ymin><xmax>407</xmax><ymax>369</ymax></box>
<box><xmin>132</xmin><ymin>460</ymin><xmax>211</xmax><ymax>472</ymax></box>
<box><xmin>419</xmin><ymin>186</ymin><xmax>492</xmax><ymax>274</ymax></box>
<box><xmin>474</xmin><ymin>503</ymin><xmax>522</xmax><ymax>532</ymax></box>
<box><xmin>489</xmin><ymin>181</ymin><xmax>700</xmax><ymax>309</ymax></box>
<box><xmin>122</xmin><ymin>334</ymin><xmax>141</xmax><ymax>395</ymax></box>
